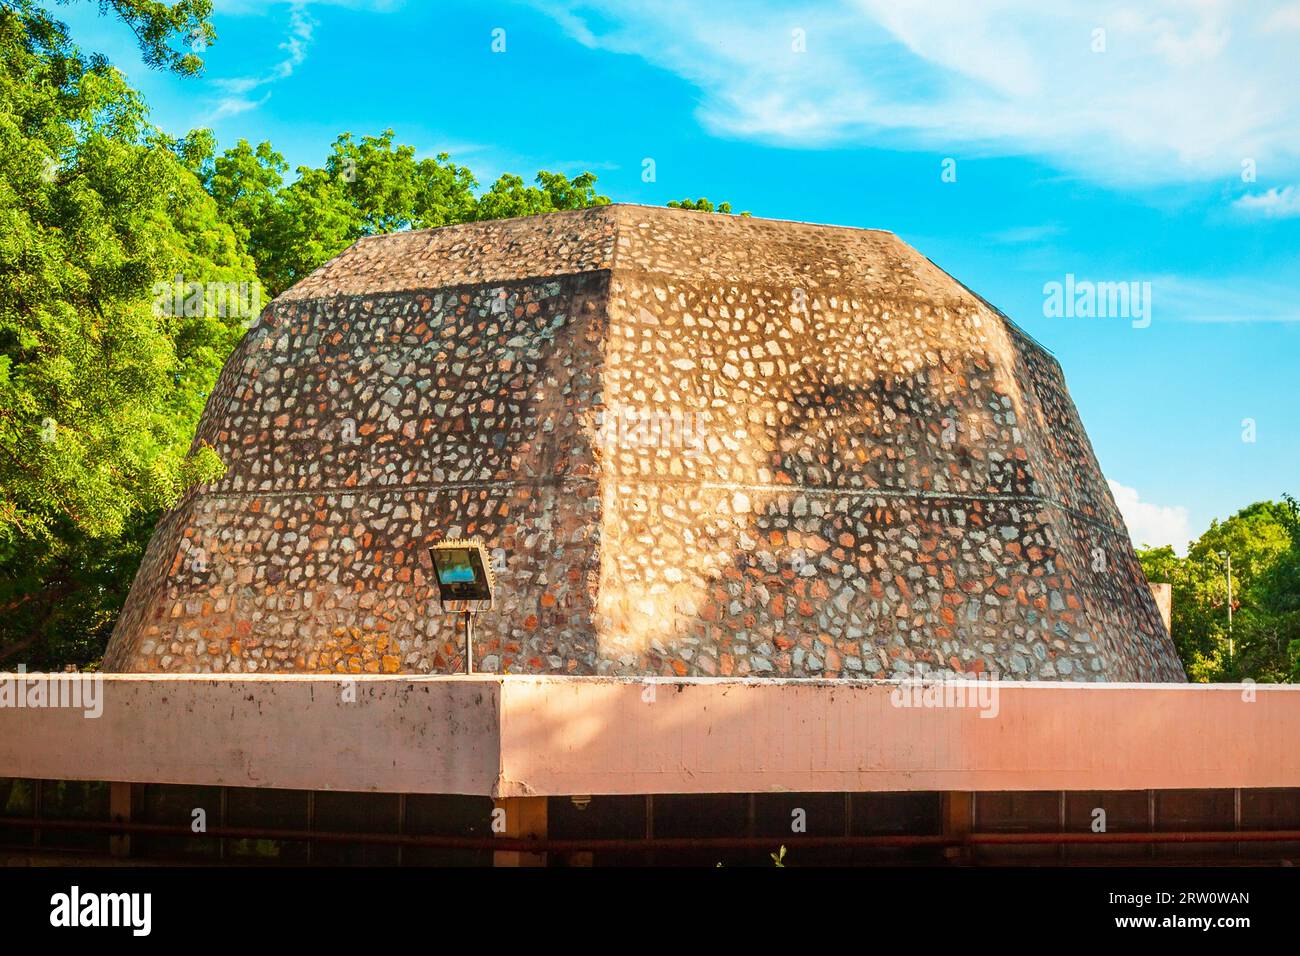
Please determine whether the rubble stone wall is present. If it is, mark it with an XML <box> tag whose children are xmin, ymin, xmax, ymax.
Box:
<box><xmin>105</xmin><ymin>205</ymin><xmax>1185</xmax><ymax>681</ymax></box>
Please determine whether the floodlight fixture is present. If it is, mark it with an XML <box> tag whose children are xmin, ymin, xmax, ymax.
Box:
<box><xmin>429</xmin><ymin>538</ymin><xmax>496</xmax><ymax>674</ymax></box>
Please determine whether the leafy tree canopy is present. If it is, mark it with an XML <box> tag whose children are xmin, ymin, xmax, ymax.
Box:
<box><xmin>667</xmin><ymin>197</ymin><xmax>750</xmax><ymax>216</ymax></box>
<box><xmin>18</xmin><ymin>0</ymin><xmax>214</xmax><ymax>75</ymax></box>
<box><xmin>0</xmin><ymin>3</ymin><xmax>247</xmax><ymax>547</ymax></box>
<box><xmin>1138</xmin><ymin>497</ymin><xmax>1300</xmax><ymax>682</ymax></box>
<box><xmin>191</xmin><ymin>131</ymin><xmax>612</xmax><ymax>297</ymax></box>
<box><xmin>0</xmin><ymin>1</ymin><xmax>243</xmax><ymax>666</ymax></box>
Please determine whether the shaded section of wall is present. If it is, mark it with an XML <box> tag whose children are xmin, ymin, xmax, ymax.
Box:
<box><xmin>592</xmin><ymin>221</ymin><xmax>1181</xmax><ymax>680</ymax></box>
<box><xmin>107</xmin><ymin>271</ymin><xmax>610</xmax><ymax>674</ymax></box>
<box><xmin>0</xmin><ymin>676</ymin><xmax>501</xmax><ymax>795</ymax></box>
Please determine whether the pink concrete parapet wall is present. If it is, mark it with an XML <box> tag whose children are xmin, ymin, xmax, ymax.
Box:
<box><xmin>0</xmin><ymin>675</ymin><xmax>1294</xmax><ymax>796</ymax></box>
<box><xmin>104</xmin><ymin>206</ymin><xmax>1184</xmax><ymax>682</ymax></box>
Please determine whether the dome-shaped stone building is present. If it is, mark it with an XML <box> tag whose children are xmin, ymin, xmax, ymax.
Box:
<box><xmin>104</xmin><ymin>205</ymin><xmax>1184</xmax><ymax>682</ymax></box>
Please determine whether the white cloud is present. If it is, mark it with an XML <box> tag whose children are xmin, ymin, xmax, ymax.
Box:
<box><xmin>1108</xmin><ymin>479</ymin><xmax>1191</xmax><ymax>555</ymax></box>
<box><xmin>988</xmin><ymin>224</ymin><xmax>1065</xmax><ymax>244</ymax></box>
<box><xmin>200</xmin><ymin>3</ymin><xmax>317</xmax><ymax>123</ymax></box>
<box><xmin>213</xmin><ymin>4</ymin><xmax>315</xmax><ymax>95</ymax></box>
<box><xmin>527</xmin><ymin>0</ymin><xmax>1300</xmax><ymax>186</ymax></box>
<box><xmin>1153</xmin><ymin>274</ymin><xmax>1300</xmax><ymax>323</ymax></box>
<box><xmin>1233</xmin><ymin>185</ymin><xmax>1300</xmax><ymax>219</ymax></box>
<box><xmin>203</xmin><ymin>92</ymin><xmax>273</xmax><ymax>123</ymax></box>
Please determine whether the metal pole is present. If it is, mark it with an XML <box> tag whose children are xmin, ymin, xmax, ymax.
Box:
<box><xmin>463</xmin><ymin>609</ymin><xmax>473</xmax><ymax>675</ymax></box>
<box><xmin>1218</xmin><ymin>550</ymin><xmax>1234</xmax><ymax>659</ymax></box>
<box><xmin>1225</xmin><ymin>552</ymin><xmax>1233</xmax><ymax>659</ymax></box>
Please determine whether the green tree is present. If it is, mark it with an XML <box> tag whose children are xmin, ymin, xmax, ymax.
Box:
<box><xmin>195</xmin><ymin>137</ymin><xmax>289</xmax><ymax>287</ymax></box>
<box><xmin>1254</xmin><ymin>496</ymin><xmax>1300</xmax><ymax>681</ymax></box>
<box><xmin>14</xmin><ymin>0</ymin><xmax>215</xmax><ymax>74</ymax></box>
<box><xmin>0</xmin><ymin>513</ymin><xmax>155</xmax><ymax>669</ymax></box>
<box><xmin>1138</xmin><ymin>498</ymin><xmax>1300</xmax><ymax>682</ymax></box>
<box><xmin>0</xmin><ymin>1</ymin><xmax>249</xmax><ymax>666</ymax></box>
<box><xmin>326</xmin><ymin>130</ymin><xmax>479</xmax><ymax>233</ymax></box>
<box><xmin>667</xmin><ymin>197</ymin><xmax>750</xmax><ymax>216</ymax></box>
<box><xmin>196</xmin><ymin>130</ymin><xmax>609</xmax><ymax>296</ymax></box>
<box><xmin>475</xmin><ymin>169</ymin><xmax>610</xmax><ymax>221</ymax></box>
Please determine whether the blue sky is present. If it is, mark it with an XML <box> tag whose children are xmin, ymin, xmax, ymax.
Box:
<box><xmin>66</xmin><ymin>0</ymin><xmax>1300</xmax><ymax>552</ymax></box>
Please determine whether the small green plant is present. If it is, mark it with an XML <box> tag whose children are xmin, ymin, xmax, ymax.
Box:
<box><xmin>771</xmin><ymin>845</ymin><xmax>787</xmax><ymax>867</ymax></box>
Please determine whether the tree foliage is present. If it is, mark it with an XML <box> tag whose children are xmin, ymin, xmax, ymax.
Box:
<box><xmin>0</xmin><ymin>1</ymin><xmax>238</xmax><ymax>666</ymax></box>
<box><xmin>17</xmin><ymin>0</ymin><xmax>215</xmax><ymax>75</ymax></box>
<box><xmin>667</xmin><ymin>197</ymin><xmax>750</xmax><ymax>216</ymax></box>
<box><xmin>194</xmin><ymin>132</ymin><xmax>610</xmax><ymax>297</ymax></box>
<box><xmin>0</xmin><ymin>3</ymin><xmax>244</xmax><ymax>548</ymax></box>
<box><xmin>90</xmin><ymin>0</ymin><xmax>215</xmax><ymax>75</ymax></box>
<box><xmin>1137</xmin><ymin>498</ymin><xmax>1300</xmax><ymax>682</ymax></box>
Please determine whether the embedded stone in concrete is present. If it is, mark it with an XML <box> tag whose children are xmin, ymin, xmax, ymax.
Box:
<box><xmin>104</xmin><ymin>205</ymin><xmax>1185</xmax><ymax>681</ymax></box>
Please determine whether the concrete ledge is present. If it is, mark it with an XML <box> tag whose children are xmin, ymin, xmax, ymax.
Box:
<box><xmin>1</xmin><ymin>675</ymin><xmax>1297</xmax><ymax>797</ymax></box>
<box><xmin>0</xmin><ymin>674</ymin><xmax>500</xmax><ymax>796</ymax></box>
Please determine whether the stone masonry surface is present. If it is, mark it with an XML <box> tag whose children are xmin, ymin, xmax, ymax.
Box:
<box><xmin>104</xmin><ymin>205</ymin><xmax>1186</xmax><ymax>681</ymax></box>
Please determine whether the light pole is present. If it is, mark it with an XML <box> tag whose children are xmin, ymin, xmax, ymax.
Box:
<box><xmin>1218</xmin><ymin>550</ymin><xmax>1233</xmax><ymax>659</ymax></box>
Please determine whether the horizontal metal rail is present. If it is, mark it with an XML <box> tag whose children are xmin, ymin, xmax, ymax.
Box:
<box><xmin>4</xmin><ymin>817</ymin><xmax>1300</xmax><ymax>853</ymax></box>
